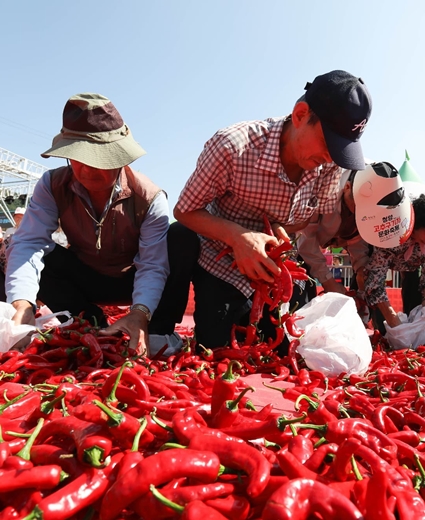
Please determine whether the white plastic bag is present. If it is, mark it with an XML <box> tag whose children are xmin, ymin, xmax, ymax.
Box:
<box><xmin>0</xmin><ymin>302</ymin><xmax>73</xmax><ymax>353</ymax></box>
<box><xmin>35</xmin><ymin>306</ymin><xmax>73</xmax><ymax>330</ymax></box>
<box><xmin>288</xmin><ymin>293</ymin><xmax>372</xmax><ymax>377</ymax></box>
<box><xmin>384</xmin><ymin>305</ymin><xmax>425</xmax><ymax>350</ymax></box>
<box><xmin>0</xmin><ymin>302</ymin><xmax>36</xmax><ymax>353</ymax></box>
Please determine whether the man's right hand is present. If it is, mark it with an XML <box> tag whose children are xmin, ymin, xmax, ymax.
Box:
<box><xmin>231</xmin><ymin>230</ymin><xmax>281</xmax><ymax>284</ymax></box>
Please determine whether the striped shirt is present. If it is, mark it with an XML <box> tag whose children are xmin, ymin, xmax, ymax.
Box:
<box><xmin>176</xmin><ymin>116</ymin><xmax>342</xmax><ymax>296</ymax></box>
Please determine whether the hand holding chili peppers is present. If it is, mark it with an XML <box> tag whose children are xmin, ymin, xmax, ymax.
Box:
<box><xmin>98</xmin><ymin>311</ymin><xmax>148</xmax><ymax>355</ymax></box>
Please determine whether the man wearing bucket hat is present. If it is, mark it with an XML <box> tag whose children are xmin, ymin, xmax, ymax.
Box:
<box><xmin>297</xmin><ymin>162</ymin><xmax>414</xmax><ymax>322</ymax></box>
<box><xmin>5</xmin><ymin>93</ymin><xmax>171</xmax><ymax>355</ymax></box>
<box><xmin>149</xmin><ymin>69</ymin><xmax>373</xmax><ymax>351</ymax></box>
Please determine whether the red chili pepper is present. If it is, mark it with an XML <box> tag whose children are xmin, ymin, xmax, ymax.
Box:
<box><xmin>298</xmin><ymin>418</ymin><xmax>398</xmax><ymax>461</ymax></box>
<box><xmin>189</xmin><ymin>433</ymin><xmax>271</xmax><ymax>498</ymax></box>
<box><xmin>211</xmin><ymin>360</ymin><xmax>241</xmax><ymax>418</ymax></box>
<box><xmin>276</xmin><ymin>450</ymin><xmax>326</xmax><ymax>482</ymax></box>
<box><xmin>376</xmin><ymin>371</ymin><xmax>417</xmax><ymax>390</ymax></box>
<box><xmin>262</xmin><ymin>478</ymin><xmax>364</xmax><ymax>520</ymax></box>
<box><xmin>288</xmin><ymin>339</ymin><xmax>300</xmax><ymax>374</ymax></box>
<box><xmin>295</xmin><ymin>394</ymin><xmax>338</xmax><ymax>424</ymax></box>
<box><xmin>114</xmin><ymin>418</ymin><xmax>147</xmax><ymax>481</ymax></box>
<box><xmin>267</xmin><ymin>239</ymin><xmax>293</xmax><ymax>260</ymax></box>
<box><xmin>23</xmin><ymin>452</ymin><xmax>124</xmax><ymax>520</ymax></box>
<box><xmin>220</xmin><ymin>413</ymin><xmax>305</xmax><ymax>445</ymax></box>
<box><xmin>270</xmin><ymin>261</ymin><xmax>293</xmax><ymax>307</ymax></box>
<box><xmin>92</xmin><ymin>399</ymin><xmax>146</xmax><ymax>449</ymax></box>
<box><xmin>288</xmin><ymin>432</ymin><xmax>314</xmax><ymax>465</ymax></box>
<box><xmin>263</xmin><ymin>213</ymin><xmax>274</xmax><ymax>236</ymax></box>
<box><xmin>0</xmin><ymin>489</ymin><xmax>42</xmax><ymax>518</ymax></box>
<box><xmin>415</xmin><ymin>380</ymin><xmax>425</xmax><ymax>415</ymax></box>
<box><xmin>24</xmin><ymin>353</ymin><xmax>69</xmax><ymax>370</ymax></box>
<box><xmin>364</xmin><ymin>465</ymin><xmax>397</xmax><ymax>520</ymax></box>
<box><xmin>101</xmin><ymin>362</ymin><xmax>150</xmax><ymax>405</ymax></box>
<box><xmin>133</xmin><ymin>482</ymin><xmax>236</xmax><ymax>520</ymax></box>
<box><xmin>0</xmin><ymin>383</ymin><xmax>31</xmax><ymax>399</ymax></box>
<box><xmin>41</xmin><ymin>329</ymin><xmax>81</xmax><ymax>349</ymax></box>
<box><xmin>1</xmin><ymin>392</ymin><xmax>42</xmax><ymax>422</ymax></box>
<box><xmin>246</xmin><ymin>290</ymin><xmax>264</xmax><ymax>344</ymax></box>
<box><xmin>0</xmin><ymin>464</ymin><xmax>64</xmax><ymax>492</ymax></box>
<box><xmin>239</xmin><ymin>402</ymin><xmax>274</xmax><ymax>421</ymax></box>
<box><xmin>35</xmin><ymin>416</ymin><xmax>112</xmax><ymax>467</ymax></box>
<box><xmin>285</xmin><ymin>314</ymin><xmax>304</xmax><ymax>338</ymax></box>
<box><xmin>267</xmin><ymin>326</ymin><xmax>285</xmax><ymax>350</ymax></box>
<box><xmin>388</xmin><ymin>430</ymin><xmax>423</xmax><ymax>447</ymax></box>
<box><xmin>331</xmin><ymin>437</ymin><xmax>364</xmax><ymax>481</ymax></box>
<box><xmin>30</xmin><ymin>444</ymin><xmax>82</xmax><ymax>479</ymax></box>
<box><xmin>99</xmin><ymin>449</ymin><xmax>222</xmax><ymax>520</ymax></box>
<box><xmin>212</xmin><ymin>386</ymin><xmax>254</xmax><ymax>429</ymax></box>
<box><xmin>0</xmin><ymin>352</ymin><xmax>27</xmax><ymax>373</ymax></box>
<box><xmin>371</xmin><ymin>404</ymin><xmax>404</xmax><ymax>434</ymax></box>
<box><xmin>206</xmin><ymin>494</ymin><xmax>250</xmax><ymax>520</ymax></box>
<box><xmin>304</xmin><ymin>442</ymin><xmax>339</xmax><ymax>473</ymax></box>
<box><xmin>144</xmin><ymin>377</ymin><xmax>176</xmax><ymax>399</ymax></box>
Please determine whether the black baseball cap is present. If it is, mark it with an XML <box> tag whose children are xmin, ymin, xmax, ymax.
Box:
<box><xmin>304</xmin><ymin>70</ymin><xmax>372</xmax><ymax>170</ymax></box>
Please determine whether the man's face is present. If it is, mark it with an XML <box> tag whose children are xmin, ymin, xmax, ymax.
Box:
<box><xmin>70</xmin><ymin>160</ymin><xmax>121</xmax><ymax>193</ymax></box>
<box><xmin>14</xmin><ymin>214</ymin><xmax>24</xmax><ymax>227</ymax></box>
<box><xmin>291</xmin><ymin>106</ymin><xmax>333</xmax><ymax>170</ymax></box>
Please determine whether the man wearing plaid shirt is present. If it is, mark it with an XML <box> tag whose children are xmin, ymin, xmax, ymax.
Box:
<box><xmin>153</xmin><ymin>70</ymin><xmax>372</xmax><ymax>351</ymax></box>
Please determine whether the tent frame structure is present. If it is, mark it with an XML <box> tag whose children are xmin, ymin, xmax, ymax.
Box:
<box><xmin>0</xmin><ymin>147</ymin><xmax>47</xmax><ymax>225</ymax></box>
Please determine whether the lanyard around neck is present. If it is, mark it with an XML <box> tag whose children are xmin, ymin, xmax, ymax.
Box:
<box><xmin>84</xmin><ymin>186</ymin><xmax>116</xmax><ymax>250</ymax></box>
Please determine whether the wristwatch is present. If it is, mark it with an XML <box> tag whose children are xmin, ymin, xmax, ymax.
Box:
<box><xmin>130</xmin><ymin>304</ymin><xmax>152</xmax><ymax>322</ymax></box>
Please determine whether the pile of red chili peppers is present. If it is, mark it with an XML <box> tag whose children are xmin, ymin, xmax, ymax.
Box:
<box><xmin>0</xmin><ymin>229</ymin><xmax>425</xmax><ymax>518</ymax></box>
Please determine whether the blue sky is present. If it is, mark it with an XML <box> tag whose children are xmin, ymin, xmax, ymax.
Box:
<box><xmin>1</xmin><ymin>0</ymin><xmax>425</xmax><ymax>213</ymax></box>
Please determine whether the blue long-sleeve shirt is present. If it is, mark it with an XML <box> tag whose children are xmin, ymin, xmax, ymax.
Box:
<box><xmin>6</xmin><ymin>170</ymin><xmax>170</xmax><ymax>314</ymax></box>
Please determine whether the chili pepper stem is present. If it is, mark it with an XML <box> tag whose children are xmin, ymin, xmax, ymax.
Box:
<box><xmin>150</xmin><ymin>411</ymin><xmax>174</xmax><ymax>432</ymax></box>
<box><xmin>131</xmin><ymin>417</ymin><xmax>148</xmax><ymax>452</ymax></box>
<box><xmin>93</xmin><ymin>399</ymin><xmax>123</xmax><ymax>427</ymax></box>
<box><xmin>40</xmin><ymin>391</ymin><xmax>66</xmax><ymax>414</ymax></box>
<box><xmin>313</xmin><ymin>436</ymin><xmax>328</xmax><ymax>448</ymax></box>
<box><xmin>159</xmin><ymin>442</ymin><xmax>187</xmax><ymax>451</ymax></box>
<box><xmin>227</xmin><ymin>386</ymin><xmax>255</xmax><ymax>411</ymax></box>
<box><xmin>415</xmin><ymin>453</ymin><xmax>425</xmax><ymax>481</ymax></box>
<box><xmin>0</xmin><ymin>389</ymin><xmax>30</xmax><ymax>413</ymax></box>
<box><xmin>150</xmin><ymin>484</ymin><xmax>184</xmax><ymax>513</ymax></box>
<box><xmin>350</xmin><ymin>454</ymin><xmax>363</xmax><ymax>480</ymax></box>
<box><xmin>21</xmin><ymin>505</ymin><xmax>43</xmax><ymax>520</ymax></box>
<box><xmin>16</xmin><ymin>418</ymin><xmax>44</xmax><ymax>460</ymax></box>
<box><xmin>294</xmin><ymin>394</ymin><xmax>319</xmax><ymax>412</ymax></box>
<box><xmin>106</xmin><ymin>360</ymin><xmax>133</xmax><ymax>403</ymax></box>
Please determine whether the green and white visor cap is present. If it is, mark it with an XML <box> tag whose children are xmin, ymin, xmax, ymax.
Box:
<box><xmin>353</xmin><ymin>161</ymin><xmax>414</xmax><ymax>248</ymax></box>
<box><xmin>41</xmin><ymin>93</ymin><xmax>146</xmax><ymax>169</ymax></box>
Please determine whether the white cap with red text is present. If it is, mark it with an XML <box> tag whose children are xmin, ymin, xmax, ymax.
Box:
<box><xmin>353</xmin><ymin>162</ymin><xmax>414</xmax><ymax>248</ymax></box>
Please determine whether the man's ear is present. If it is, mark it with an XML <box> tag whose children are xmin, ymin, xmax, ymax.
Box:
<box><xmin>343</xmin><ymin>181</ymin><xmax>352</xmax><ymax>194</ymax></box>
<box><xmin>291</xmin><ymin>101</ymin><xmax>310</xmax><ymax>128</ymax></box>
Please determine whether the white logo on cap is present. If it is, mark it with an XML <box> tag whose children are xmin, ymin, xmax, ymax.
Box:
<box><xmin>352</xmin><ymin>119</ymin><xmax>368</xmax><ymax>133</ymax></box>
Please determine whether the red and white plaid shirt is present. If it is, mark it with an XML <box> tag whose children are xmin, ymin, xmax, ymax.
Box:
<box><xmin>176</xmin><ymin>116</ymin><xmax>342</xmax><ymax>296</ymax></box>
